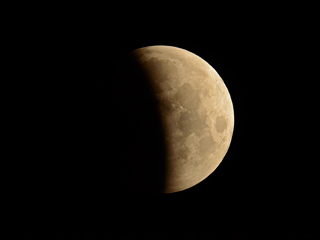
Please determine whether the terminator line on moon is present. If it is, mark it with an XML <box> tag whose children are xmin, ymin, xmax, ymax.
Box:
<box><xmin>108</xmin><ymin>45</ymin><xmax>234</xmax><ymax>194</ymax></box>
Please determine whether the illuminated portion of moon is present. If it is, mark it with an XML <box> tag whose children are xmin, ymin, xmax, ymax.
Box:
<box><xmin>124</xmin><ymin>45</ymin><xmax>234</xmax><ymax>193</ymax></box>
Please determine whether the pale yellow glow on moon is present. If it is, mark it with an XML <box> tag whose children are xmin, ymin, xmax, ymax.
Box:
<box><xmin>122</xmin><ymin>45</ymin><xmax>234</xmax><ymax>193</ymax></box>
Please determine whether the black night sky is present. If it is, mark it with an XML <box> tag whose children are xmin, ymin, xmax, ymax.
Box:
<box><xmin>5</xmin><ymin>6</ymin><xmax>318</xmax><ymax>240</ymax></box>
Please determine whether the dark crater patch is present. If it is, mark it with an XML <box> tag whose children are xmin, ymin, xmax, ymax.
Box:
<box><xmin>178</xmin><ymin>110</ymin><xmax>206</xmax><ymax>137</ymax></box>
<box><xmin>176</xmin><ymin>83</ymin><xmax>200</xmax><ymax>110</ymax></box>
<box><xmin>215</xmin><ymin>116</ymin><xmax>227</xmax><ymax>133</ymax></box>
<box><xmin>199</xmin><ymin>135</ymin><xmax>216</xmax><ymax>159</ymax></box>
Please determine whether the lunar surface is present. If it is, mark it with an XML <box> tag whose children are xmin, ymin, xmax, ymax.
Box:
<box><xmin>107</xmin><ymin>45</ymin><xmax>234</xmax><ymax>194</ymax></box>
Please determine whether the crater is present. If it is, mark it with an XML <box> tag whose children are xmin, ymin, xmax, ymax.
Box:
<box><xmin>199</xmin><ymin>135</ymin><xmax>216</xmax><ymax>159</ymax></box>
<box><xmin>215</xmin><ymin>116</ymin><xmax>227</xmax><ymax>133</ymax></box>
<box><xmin>189</xmin><ymin>67</ymin><xmax>208</xmax><ymax>83</ymax></box>
<box><xmin>144</xmin><ymin>50</ymin><xmax>164</xmax><ymax>55</ymax></box>
<box><xmin>141</xmin><ymin>57</ymin><xmax>180</xmax><ymax>96</ymax></box>
<box><xmin>176</xmin><ymin>83</ymin><xmax>200</xmax><ymax>110</ymax></box>
<box><xmin>142</xmin><ymin>57</ymin><xmax>167</xmax><ymax>82</ymax></box>
<box><xmin>178</xmin><ymin>111</ymin><xmax>206</xmax><ymax>136</ymax></box>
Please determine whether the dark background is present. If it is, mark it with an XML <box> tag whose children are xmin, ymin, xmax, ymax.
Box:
<box><xmin>4</xmin><ymin>5</ymin><xmax>318</xmax><ymax>240</ymax></box>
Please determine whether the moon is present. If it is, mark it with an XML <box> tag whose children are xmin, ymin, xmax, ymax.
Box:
<box><xmin>106</xmin><ymin>45</ymin><xmax>234</xmax><ymax>194</ymax></box>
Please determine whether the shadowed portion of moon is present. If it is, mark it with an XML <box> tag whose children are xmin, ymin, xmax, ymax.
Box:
<box><xmin>92</xmin><ymin>52</ymin><xmax>169</xmax><ymax>194</ymax></box>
